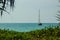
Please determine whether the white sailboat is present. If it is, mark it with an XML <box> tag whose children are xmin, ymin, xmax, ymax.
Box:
<box><xmin>38</xmin><ymin>9</ymin><xmax>42</xmax><ymax>25</ymax></box>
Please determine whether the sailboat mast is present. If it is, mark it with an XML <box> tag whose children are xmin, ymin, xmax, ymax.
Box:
<box><xmin>38</xmin><ymin>9</ymin><xmax>42</xmax><ymax>25</ymax></box>
<box><xmin>38</xmin><ymin>9</ymin><xmax>40</xmax><ymax>24</ymax></box>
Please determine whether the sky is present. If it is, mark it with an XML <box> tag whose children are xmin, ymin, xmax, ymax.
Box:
<box><xmin>0</xmin><ymin>0</ymin><xmax>59</xmax><ymax>23</ymax></box>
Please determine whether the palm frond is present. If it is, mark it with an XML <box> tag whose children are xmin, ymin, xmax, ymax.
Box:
<box><xmin>0</xmin><ymin>8</ymin><xmax>9</xmax><ymax>14</ymax></box>
<box><xmin>6</xmin><ymin>0</ymin><xmax>15</xmax><ymax>10</ymax></box>
<box><xmin>0</xmin><ymin>0</ymin><xmax>3</xmax><ymax>3</ymax></box>
<box><xmin>0</xmin><ymin>0</ymin><xmax>15</xmax><ymax>16</ymax></box>
<box><xmin>10</xmin><ymin>0</ymin><xmax>15</xmax><ymax>10</ymax></box>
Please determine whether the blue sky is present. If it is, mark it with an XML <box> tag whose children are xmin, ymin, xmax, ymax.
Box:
<box><xmin>0</xmin><ymin>0</ymin><xmax>58</xmax><ymax>23</ymax></box>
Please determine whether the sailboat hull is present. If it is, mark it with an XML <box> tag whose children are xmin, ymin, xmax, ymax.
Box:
<box><xmin>38</xmin><ymin>23</ymin><xmax>42</xmax><ymax>25</ymax></box>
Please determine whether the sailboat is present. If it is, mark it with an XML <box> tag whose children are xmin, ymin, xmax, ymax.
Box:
<box><xmin>38</xmin><ymin>9</ymin><xmax>42</xmax><ymax>25</ymax></box>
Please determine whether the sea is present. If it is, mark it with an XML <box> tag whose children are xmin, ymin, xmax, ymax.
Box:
<box><xmin>0</xmin><ymin>23</ymin><xmax>58</xmax><ymax>32</ymax></box>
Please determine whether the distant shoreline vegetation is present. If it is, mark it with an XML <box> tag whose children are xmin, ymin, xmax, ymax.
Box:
<box><xmin>0</xmin><ymin>26</ymin><xmax>60</xmax><ymax>40</ymax></box>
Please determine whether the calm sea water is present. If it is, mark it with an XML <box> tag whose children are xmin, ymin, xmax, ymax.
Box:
<box><xmin>0</xmin><ymin>23</ymin><xmax>58</xmax><ymax>32</ymax></box>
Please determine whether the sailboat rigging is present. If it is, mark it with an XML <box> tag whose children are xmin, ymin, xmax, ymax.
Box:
<box><xmin>38</xmin><ymin>9</ymin><xmax>42</xmax><ymax>25</ymax></box>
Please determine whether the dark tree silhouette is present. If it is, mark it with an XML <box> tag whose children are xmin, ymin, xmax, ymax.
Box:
<box><xmin>0</xmin><ymin>0</ymin><xmax>15</xmax><ymax>16</ymax></box>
